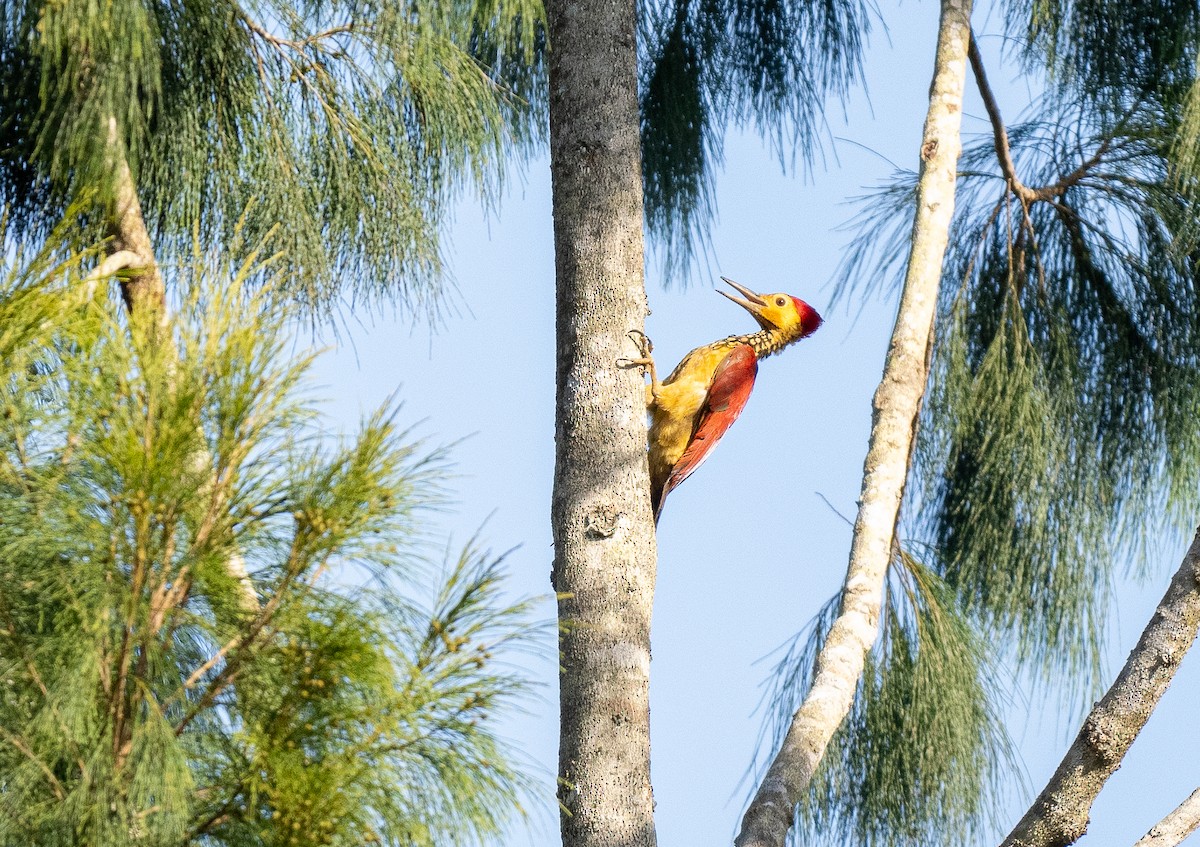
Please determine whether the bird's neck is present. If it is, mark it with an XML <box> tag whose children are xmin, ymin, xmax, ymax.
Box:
<box><xmin>722</xmin><ymin>328</ymin><xmax>797</xmax><ymax>360</ymax></box>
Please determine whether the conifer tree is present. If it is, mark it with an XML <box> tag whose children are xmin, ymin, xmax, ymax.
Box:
<box><xmin>0</xmin><ymin>1</ymin><xmax>545</xmax><ymax>842</ymax></box>
<box><xmin>0</xmin><ymin>247</ymin><xmax>535</xmax><ymax>845</ymax></box>
<box><xmin>0</xmin><ymin>0</ymin><xmax>544</xmax><ymax>312</ymax></box>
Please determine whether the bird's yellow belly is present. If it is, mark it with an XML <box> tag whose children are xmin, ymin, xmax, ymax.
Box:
<box><xmin>647</xmin><ymin>346</ymin><xmax>729</xmax><ymax>478</ymax></box>
<box><xmin>649</xmin><ymin>382</ymin><xmax>706</xmax><ymax>466</ymax></box>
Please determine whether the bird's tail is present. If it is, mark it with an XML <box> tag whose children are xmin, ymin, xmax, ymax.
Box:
<box><xmin>650</xmin><ymin>481</ymin><xmax>665</xmax><ymax>526</ymax></box>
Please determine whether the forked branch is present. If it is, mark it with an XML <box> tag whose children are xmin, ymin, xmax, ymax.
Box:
<box><xmin>967</xmin><ymin>32</ymin><xmax>1026</xmax><ymax>198</ymax></box>
<box><xmin>967</xmin><ymin>31</ymin><xmax>1111</xmax><ymax>204</ymax></box>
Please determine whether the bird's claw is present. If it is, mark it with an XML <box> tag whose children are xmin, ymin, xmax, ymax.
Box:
<box><xmin>626</xmin><ymin>329</ymin><xmax>653</xmax><ymax>359</ymax></box>
<box><xmin>618</xmin><ymin>329</ymin><xmax>655</xmax><ymax>373</ymax></box>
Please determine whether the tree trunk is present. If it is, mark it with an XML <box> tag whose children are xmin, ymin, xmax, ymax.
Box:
<box><xmin>1001</xmin><ymin>530</ymin><xmax>1200</xmax><ymax>847</ymax></box>
<box><xmin>103</xmin><ymin>116</ymin><xmax>166</xmax><ymax>318</ymax></box>
<box><xmin>734</xmin><ymin>2</ymin><xmax>973</xmax><ymax>844</ymax></box>
<box><xmin>545</xmin><ymin>0</ymin><xmax>659</xmax><ymax>843</ymax></box>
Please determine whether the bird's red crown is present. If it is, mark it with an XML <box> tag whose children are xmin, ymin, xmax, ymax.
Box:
<box><xmin>790</xmin><ymin>296</ymin><xmax>823</xmax><ymax>339</ymax></box>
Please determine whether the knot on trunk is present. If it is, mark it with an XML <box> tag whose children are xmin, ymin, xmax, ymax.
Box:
<box><xmin>1082</xmin><ymin>712</ymin><xmax>1120</xmax><ymax>764</ymax></box>
<box><xmin>584</xmin><ymin>505</ymin><xmax>623</xmax><ymax>539</ymax></box>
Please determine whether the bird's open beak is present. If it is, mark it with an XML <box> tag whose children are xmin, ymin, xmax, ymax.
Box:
<box><xmin>718</xmin><ymin>277</ymin><xmax>774</xmax><ymax>330</ymax></box>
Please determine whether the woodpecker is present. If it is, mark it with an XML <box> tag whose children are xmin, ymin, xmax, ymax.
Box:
<box><xmin>624</xmin><ymin>278</ymin><xmax>822</xmax><ymax>522</ymax></box>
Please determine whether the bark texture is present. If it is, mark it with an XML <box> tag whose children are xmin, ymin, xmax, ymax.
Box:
<box><xmin>104</xmin><ymin>116</ymin><xmax>166</xmax><ymax>317</ymax></box>
<box><xmin>545</xmin><ymin>0</ymin><xmax>659</xmax><ymax>845</ymax></box>
<box><xmin>1134</xmin><ymin>789</ymin><xmax>1200</xmax><ymax>847</ymax></box>
<box><xmin>1002</xmin><ymin>531</ymin><xmax>1200</xmax><ymax>847</ymax></box>
<box><xmin>734</xmin><ymin>2</ymin><xmax>973</xmax><ymax>844</ymax></box>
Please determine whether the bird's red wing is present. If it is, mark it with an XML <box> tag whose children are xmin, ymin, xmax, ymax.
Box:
<box><xmin>660</xmin><ymin>345</ymin><xmax>758</xmax><ymax>509</ymax></box>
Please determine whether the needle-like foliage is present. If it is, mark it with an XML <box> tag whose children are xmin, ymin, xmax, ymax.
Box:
<box><xmin>0</xmin><ymin>0</ymin><xmax>545</xmax><ymax>312</ymax></box>
<box><xmin>738</xmin><ymin>7</ymin><xmax>1200</xmax><ymax>845</ymax></box>
<box><xmin>761</xmin><ymin>551</ymin><xmax>1013</xmax><ymax>847</ymax></box>
<box><xmin>0</xmin><ymin>246</ymin><xmax>537</xmax><ymax>846</ymax></box>
<box><xmin>1010</xmin><ymin>0</ymin><xmax>1200</xmax><ymax>203</ymax></box>
<box><xmin>839</xmin><ymin>86</ymin><xmax>1200</xmax><ymax>688</ymax></box>
<box><xmin>638</xmin><ymin>0</ymin><xmax>871</xmax><ymax>278</ymax></box>
<box><xmin>1009</xmin><ymin>0</ymin><xmax>1200</xmax><ymax>103</ymax></box>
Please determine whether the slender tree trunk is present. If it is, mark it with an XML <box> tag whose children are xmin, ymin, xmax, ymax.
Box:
<box><xmin>734</xmin><ymin>2</ymin><xmax>973</xmax><ymax>844</ymax></box>
<box><xmin>1002</xmin><ymin>530</ymin><xmax>1200</xmax><ymax>847</ymax></box>
<box><xmin>545</xmin><ymin>0</ymin><xmax>658</xmax><ymax>843</ymax></box>
<box><xmin>103</xmin><ymin>116</ymin><xmax>166</xmax><ymax>317</ymax></box>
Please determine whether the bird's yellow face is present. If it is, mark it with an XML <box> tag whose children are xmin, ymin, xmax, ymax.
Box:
<box><xmin>719</xmin><ymin>277</ymin><xmax>822</xmax><ymax>340</ymax></box>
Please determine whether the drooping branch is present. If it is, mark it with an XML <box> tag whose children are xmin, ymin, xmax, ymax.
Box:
<box><xmin>967</xmin><ymin>32</ymin><xmax>1028</xmax><ymax>198</ymax></box>
<box><xmin>1134</xmin><ymin>789</ymin><xmax>1200</xmax><ymax>847</ymax></box>
<box><xmin>1000</xmin><ymin>529</ymin><xmax>1200</xmax><ymax>847</ymax></box>
<box><xmin>734</xmin><ymin>1</ymin><xmax>974</xmax><ymax>844</ymax></box>
<box><xmin>968</xmin><ymin>31</ymin><xmax>1112</xmax><ymax>204</ymax></box>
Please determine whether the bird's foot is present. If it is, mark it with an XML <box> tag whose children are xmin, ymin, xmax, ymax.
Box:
<box><xmin>616</xmin><ymin>355</ymin><xmax>653</xmax><ymax>372</ymax></box>
<box><xmin>617</xmin><ymin>330</ymin><xmax>660</xmax><ymax>400</ymax></box>
<box><xmin>617</xmin><ymin>329</ymin><xmax>654</xmax><ymax>373</ymax></box>
<box><xmin>626</xmin><ymin>329</ymin><xmax>653</xmax><ymax>359</ymax></box>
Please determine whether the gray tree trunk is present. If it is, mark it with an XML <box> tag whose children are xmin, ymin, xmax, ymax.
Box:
<box><xmin>544</xmin><ymin>0</ymin><xmax>659</xmax><ymax>845</ymax></box>
<box><xmin>1002</xmin><ymin>530</ymin><xmax>1200</xmax><ymax>847</ymax></box>
<box><xmin>734</xmin><ymin>2</ymin><xmax>973</xmax><ymax>844</ymax></box>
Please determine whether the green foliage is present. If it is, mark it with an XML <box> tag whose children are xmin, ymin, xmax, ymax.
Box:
<box><xmin>0</xmin><ymin>0</ymin><xmax>546</xmax><ymax>311</ymax></box>
<box><xmin>748</xmin><ymin>3</ymin><xmax>1200</xmax><ymax>840</ymax></box>
<box><xmin>1009</xmin><ymin>0</ymin><xmax>1200</xmax><ymax>294</ymax></box>
<box><xmin>0</xmin><ymin>250</ymin><xmax>535</xmax><ymax>845</ymax></box>
<box><xmin>638</xmin><ymin>0</ymin><xmax>870</xmax><ymax>278</ymax></box>
<box><xmin>840</xmin><ymin>91</ymin><xmax>1200</xmax><ymax>687</ymax></box>
<box><xmin>1010</xmin><ymin>0</ymin><xmax>1200</xmax><ymax>103</ymax></box>
<box><xmin>764</xmin><ymin>552</ymin><xmax>1013</xmax><ymax>847</ymax></box>
<box><xmin>640</xmin><ymin>0</ymin><xmax>720</xmax><ymax>280</ymax></box>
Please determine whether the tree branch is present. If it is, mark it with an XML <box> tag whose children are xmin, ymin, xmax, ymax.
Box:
<box><xmin>1134</xmin><ymin>789</ymin><xmax>1200</xmax><ymax>847</ymax></box>
<box><xmin>734</xmin><ymin>1</ymin><xmax>974</xmax><ymax>844</ymax></box>
<box><xmin>82</xmin><ymin>249</ymin><xmax>142</xmax><ymax>300</ymax></box>
<box><xmin>968</xmin><ymin>31</ymin><xmax>1111</xmax><ymax>203</ymax></box>
<box><xmin>1001</xmin><ymin>529</ymin><xmax>1200</xmax><ymax>847</ymax></box>
<box><xmin>172</xmin><ymin>534</ymin><xmax>307</xmax><ymax>735</ymax></box>
<box><xmin>103</xmin><ymin>117</ymin><xmax>165</xmax><ymax>318</ymax></box>
<box><xmin>967</xmin><ymin>30</ymin><xmax>1030</xmax><ymax>200</ymax></box>
<box><xmin>239</xmin><ymin>12</ymin><xmax>355</xmax><ymax>53</ymax></box>
<box><xmin>1049</xmin><ymin>138</ymin><xmax>1112</xmax><ymax>196</ymax></box>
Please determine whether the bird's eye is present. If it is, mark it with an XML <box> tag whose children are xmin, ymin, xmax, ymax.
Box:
<box><xmin>776</xmin><ymin>297</ymin><xmax>786</xmax><ymax>307</ymax></box>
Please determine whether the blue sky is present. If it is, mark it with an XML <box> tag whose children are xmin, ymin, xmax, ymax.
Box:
<box><xmin>308</xmin><ymin>4</ymin><xmax>1200</xmax><ymax>844</ymax></box>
